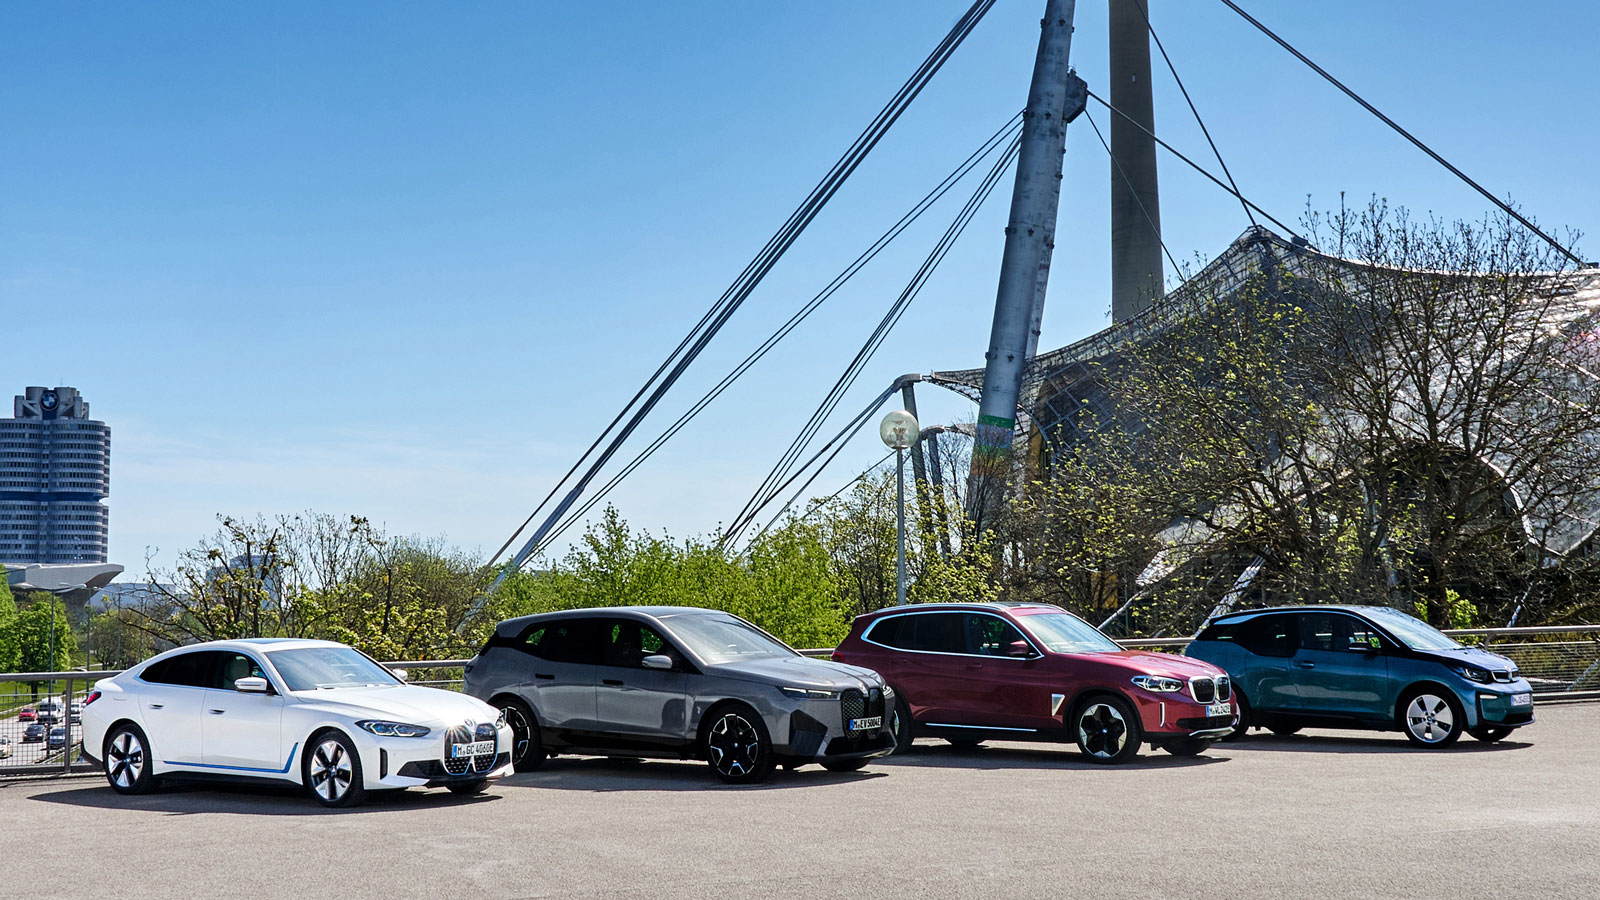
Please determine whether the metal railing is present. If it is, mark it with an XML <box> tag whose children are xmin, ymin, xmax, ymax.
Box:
<box><xmin>6</xmin><ymin>625</ymin><xmax>1598</xmax><ymax>778</ymax></box>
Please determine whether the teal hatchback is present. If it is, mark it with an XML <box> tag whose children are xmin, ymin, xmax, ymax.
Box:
<box><xmin>1185</xmin><ymin>605</ymin><xmax>1533</xmax><ymax>747</ymax></box>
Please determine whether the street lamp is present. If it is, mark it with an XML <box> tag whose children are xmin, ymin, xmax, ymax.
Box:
<box><xmin>879</xmin><ymin>409</ymin><xmax>919</xmax><ymax>606</ymax></box>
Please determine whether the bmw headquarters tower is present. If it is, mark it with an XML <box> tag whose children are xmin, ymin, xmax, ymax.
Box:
<box><xmin>1</xmin><ymin>386</ymin><xmax>111</xmax><ymax>565</ymax></box>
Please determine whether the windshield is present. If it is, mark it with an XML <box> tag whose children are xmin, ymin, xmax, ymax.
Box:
<box><xmin>662</xmin><ymin>614</ymin><xmax>795</xmax><ymax>665</ymax></box>
<box><xmin>1017</xmin><ymin>612</ymin><xmax>1123</xmax><ymax>654</ymax></box>
<box><xmin>267</xmin><ymin>647</ymin><xmax>400</xmax><ymax>691</ymax></box>
<box><xmin>1363</xmin><ymin>607</ymin><xmax>1462</xmax><ymax>651</ymax></box>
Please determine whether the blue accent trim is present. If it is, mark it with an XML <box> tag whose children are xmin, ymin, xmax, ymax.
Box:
<box><xmin>164</xmin><ymin>742</ymin><xmax>299</xmax><ymax>774</ymax></box>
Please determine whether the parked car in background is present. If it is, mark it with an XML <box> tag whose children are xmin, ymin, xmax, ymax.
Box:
<box><xmin>17</xmin><ymin>706</ymin><xmax>37</xmax><ymax>722</ymax></box>
<box><xmin>833</xmin><ymin>602</ymin><xmax>1236</xmax><ymax>764</ymax></box>
<box><xmin>22</xmin><ymin>723</ymin><xmax>45</xmax><ymax>743</ymax></box>
<box><xmin>36</xmin><ymin>700</ymin><xmax>61</xmax><ymax>725</ymax></box>
<box><xmin>47</xmin><ymin>726</ymin><xmax>67</xmax><ymax>750</ymax></box>
<box><xmin>69</xmin><ymin>699</ymin><xmax>84</xmax><ymax>723</ymax></box>
<box><xmin>464</xmin><ymin>606</ymin><xmax>897</xmax><ymax>783</ymax></box>
<box><xmin>0</xmin><ymin>736</ymin><xmax>12</xmax><ymax>759</ymax></box>
<box><xmin>80</xmin><ymin>638</ymin><xmax>514</xmax><ymax>807</ymax></box>
<box><xmin>1185</xmin><ymin>605</ymin><xmax>1534</xmax><ymax>747</ymax></box>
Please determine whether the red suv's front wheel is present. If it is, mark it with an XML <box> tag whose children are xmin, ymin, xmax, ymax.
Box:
<box><xmin>1074</xmin><ymin>695</ymin><xmax>1142</xmax><ymax>764</ymax></box>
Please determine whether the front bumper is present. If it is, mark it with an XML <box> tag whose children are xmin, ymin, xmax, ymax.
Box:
<box><xmin>779</xmin><ymin>699</ymin><xmax>897</xmax><ymax>764</ymax></box>
<box><xmin>362</xmin><ymin>722</ymin><xmax>516</xmax><ymax>790</ymax></box>
<box><xmin>1472</xmin><ymin>685</ymin><xmax>1536</xmax><ymax>729</ymax></box>
<box><xmin>1129</xmin><ymin>691</ymin><xmax>1236</xmax><ymax>741</ymax></box>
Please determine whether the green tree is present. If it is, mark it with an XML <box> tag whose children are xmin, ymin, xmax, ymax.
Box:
<box><xmin>17</xmin><ymin>594</ymin><xmax>78</xmax><ymax>695</ymax></box>
<box><xmin>0</xmin><ymin>570</ymin><xmax>19</xmax><ymax>672</ymax></box>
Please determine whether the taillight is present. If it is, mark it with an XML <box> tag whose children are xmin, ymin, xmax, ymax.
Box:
<box><xmin>830</xmin><ymin>652</ymin><xmax>844</xmax><ymax>662</ymax></box>
<box><xmin>84</xmin><ymin>690</ymin><xmax>102</xmax><ymax>706</ymax></box>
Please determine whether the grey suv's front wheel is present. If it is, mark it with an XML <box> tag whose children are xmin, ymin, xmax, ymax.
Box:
<box><xmin>495</xmin><ymin>697</ymin><xmax>546</xmax><ymax>772</ymax></box>
<box><xmin>703</xmin><ymin>704</ymin><xmax>774</xmax><ymax>785</ymax></box>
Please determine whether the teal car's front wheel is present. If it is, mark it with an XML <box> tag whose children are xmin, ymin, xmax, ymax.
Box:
<box><xmin>1399</xmin><ymin>689</ymin><xmax>1464</xmax><ymax>748</ymax></box>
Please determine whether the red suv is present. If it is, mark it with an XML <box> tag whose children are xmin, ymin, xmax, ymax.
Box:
<box><xmin>834</xmin><ymin>602</ymin><xmax>1235</xmax><ymax>764</ymax></box>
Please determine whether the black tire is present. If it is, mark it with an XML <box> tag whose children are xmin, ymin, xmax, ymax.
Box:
<box><xmin>1223</xmin><ymin>691</ymin><xmax>1252</xmax><ymax>741</ymax></box>
<box><xmin>1073</xmin><ymin>694</ymin><xmax>1142</xmax><ymax>765</ymax></box>
<box><xmin>889</xmin><ymin>692</ymin><xmax>914</xmax><ymax>754</ymax></box>
<box><xmin>495</xmin><ymin>697</ymin><xmax>546</xmax><ymax>772</ymax></box>
<box><xmin>944</xmin><ymin>736</ymin><xmax>985</xmax><ymax>749</ymax></box>
<box><xmin>446</xmin><ymin>779</ymin><xmax>489</xmax><ymax>795</ymax></box>
<box><xmin>1398</xmin><ymin>688</ymin><xmax>1465</xmax><ymax>748</ymax></box>
<box><xmin>1162</xmin><ymin>738</ymin><xmax>1211</xmax><ymax>757</ymax></box>
<box><xmin>303</xmin><ymin>730</ymin><xmax>367</xmax><ymax>808</ymax></box>
<box><xmin>103</xmin><ymin>723</ymin><xmax>158</xmax><ymax>795</ymax></box>
<box><xmin>1268</xmin><ymin>724</ymin><xmax>1302</xmax><ymax>737</ymax></box>
<box><xmin>1468</xmin><ymin>725</ymin><xmax>1514</xmax><ymax>743</ymax></box>
<box><xmin>703</xmin><ymin>703</ymin><xmax>775</xmax><ymax>785</ymax></box>
<box><xmin>821</xmin><ymin>758</ymin><xmax>870</xmax><ymax>773</ymax></box>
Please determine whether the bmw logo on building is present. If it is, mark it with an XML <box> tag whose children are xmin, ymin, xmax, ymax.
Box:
<box><xmin>40</xmin><ymin>390</ymin><xmax>59</xmax><ymax>416</ymax></box>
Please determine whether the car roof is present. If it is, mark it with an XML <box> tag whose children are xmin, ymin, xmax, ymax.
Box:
<box><xmin>854</xmin><ymin>602</ymin><xmax>1065</xmax><ymax>621</ymax></box>
<box><xmin>1209</xmin><ymin>604</ymin><xmax>1399</xmax><ymax>624</ymax></box>
<box><xmin>492</xmin><ymin>605</ymin><xmax>744</xmax><ymax>636</ymax></box>
<box><xmin>142</xmin><ymin>637</ymin><xmax>349</xmax><ymax>660</ymax></box>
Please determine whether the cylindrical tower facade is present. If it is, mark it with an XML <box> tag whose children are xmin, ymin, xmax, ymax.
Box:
<box><xmin>0</xmin><ymin>386</ymin><xmax>110</xmax><ymax>564</ymax></box>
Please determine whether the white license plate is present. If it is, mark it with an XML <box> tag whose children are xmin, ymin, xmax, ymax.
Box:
<box><xmin>1206</xmin><ymin>702</ymin><xmax>1233</xmax><ymax>718</ymax></box>
<box><xmin>848</xmin><ymin>716</ymin><xmax>882</xmax><ymax>731</ymax></box>
<box><xmin>1511</xmin><ymin>693</ymin><xmax>1533</xmax><ymax>707</ymax></box>
<box><xmin>450</xmin><ymin>740</ymin><xmax>494</xmax><ymax>758</ymax></box>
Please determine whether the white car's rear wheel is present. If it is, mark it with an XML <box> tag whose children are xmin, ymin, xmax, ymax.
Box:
<box><xmin>304</xmin><ymin>731</ymin><xmax>366</xmax><ymax>808</ymax></box>
<box><xmin>104</xmin><ymin>724</ymin><xmax>158</xmax><ymax>795</ymax></box>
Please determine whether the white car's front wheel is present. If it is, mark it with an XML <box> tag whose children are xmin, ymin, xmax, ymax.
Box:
<box><xmin>303</xmin><ymin>731</ymin><xmax>366</xmax><ymax>808</ymax></box>
<box><xmin>104</xmin><ymin>724</ymin><xmax>159</xmax><ymax>795</ymax></box>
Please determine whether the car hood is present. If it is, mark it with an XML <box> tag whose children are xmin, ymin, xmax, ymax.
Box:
<box><xmin>1088</xmin><ymin>650</ymin><xmax>1228</xmax><ymax>679</ymax></box>
<box><xmin>287</xmin><ymin>684</ymin><xmax>500</xmax><ymax>727</ymax></box>
<box><xmin>1412</xmin><ymin>645</ymin><xmax>1519</xmax><ymax>671</ymax></box>
<box><xmin>706</xmin><ymin>655</ymin><xmax>884</xmax><ymax>691</ymax></box>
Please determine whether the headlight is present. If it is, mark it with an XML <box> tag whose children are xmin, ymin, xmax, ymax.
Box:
<box><xmin>1450</xmin><ymin>665</ymin><xmax>1491</xmax><ymax>684</ymax></box>
<box><xmin>1131</xmin><ymin>675</ymin><xmax>1184</xmax><ymax>693</ymax></box>
<box><xmin>780</xmin><ymin>687</ymin><xmax>839</xmax><ymax>700</ymax></box>
<box><xmin>356</xmin><ymin>720</ymin><xmax>431</xmax><ymax>738</ymax></box>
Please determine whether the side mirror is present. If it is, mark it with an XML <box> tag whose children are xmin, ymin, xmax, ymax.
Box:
<box><xmin>235</xmin><ymin>676</ymin><xmax>271</xmax><ymax>694</ymax></box>
<box><xmin>1006</xmin><ymin>640</ymin><xmax>1035</xmax><ymax>658</ymax></box>
<box><xmin>389</xmin><ymin>668</ymin><xmax>410</xmax><ymax>682</ymax></box>
<box><xmin>641</xmin><ymin>654</ymin><xmax>673</xmax><ymax>670</ymax></box>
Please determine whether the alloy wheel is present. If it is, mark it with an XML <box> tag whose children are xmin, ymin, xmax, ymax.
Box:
<box><xmin>1077</xmin><ymin>702</ymin><xmax>1128</xmax><ymax>759</ymax></box>
<box><xmin>504</xmin><ymin>705</ymin><xmax>532</xmax><ymax>764</ymax></box>
<box><xmin>707</xmin><ymin>713</ymin><xmax>761</xmax><ymax>778</ymax></box>
<box><xmin>309</xmin><ymin>738</ymin><xmax>354</xmax><ymax>802</ymax></box>
<box><xmin>1405</xmin><ymin>693</ymin><xmax>1456</xmax><ymax>744</ymax></box>
<box><xmin>107</xmin><ymin>731</ymin><xmax>145</xmax><ymax>789</ymax></box>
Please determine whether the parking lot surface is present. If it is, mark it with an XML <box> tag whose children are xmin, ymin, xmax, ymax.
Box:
<box><xmin>4</xmin><ymin>703</ymin><xmax>1596</xmax><ymax>900</ymax></box>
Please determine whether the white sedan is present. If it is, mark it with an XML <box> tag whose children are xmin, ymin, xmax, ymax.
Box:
<box><xmin>80</xmin><ymin>638</ymin><xmax>514</xmax><ymax>807</ymax></box>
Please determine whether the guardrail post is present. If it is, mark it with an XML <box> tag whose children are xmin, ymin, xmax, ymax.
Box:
<box><xmin>63</xmin><ymin>677</ymin><xmax>73</xmax><ymax>775</ymax></box>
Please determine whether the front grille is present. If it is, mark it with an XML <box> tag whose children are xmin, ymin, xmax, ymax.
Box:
<box><xmin>442</xmin><ymin>722</ymin><xmax>499</xmax><ymax>775</ymax></box>
<box><xmin>1215</xmin><ymin>675</ymin><xmax>1231</xmax><ymax>702</ymax></box>
<box><xmin>840</xmin><ymin>688</ymin><xmax>886</xmax><ymax>739</ymax></box>
<box><xmin>398</xmin><ymin>753</ymin><xmax>511</xmax><ymax>781</ymax></box>
<box><xmin>1190</xmin><ymin>677</ymin><xmax>1216</xmax><ymax>704</ymax></box>
<box><xmin>1492</xmin><ymin>670</ymin><xmax>1513</xmax><ymax>683</ymax></box>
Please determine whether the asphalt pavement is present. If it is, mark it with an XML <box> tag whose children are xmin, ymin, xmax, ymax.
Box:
<box><xmin>4</xmin><ymin>702</ymin><xmax>1596</xmax><ymax>900</ymax></box>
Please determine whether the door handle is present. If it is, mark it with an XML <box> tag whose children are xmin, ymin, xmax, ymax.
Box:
<box><xmin>1295</xmin><ymin>661</ymin><xmax>1316</xmax><ymax>669</ymax></box>
<box><xmin>208</xmin><ymin>709</ymin><xmax>226</xmax><ymax>715</ymax></box>
<box><xmin>148</xmin><ymin>703</ymin><xmax>163</xmax><ymax>709</ymax></box>
<box><xmin>602</xmin><ymin>679</ymin><xmax>624</xmax><ymax>686</ymax></box>
<box><xmin>534</xmin><ymin>673</ymin><xmax>555</xmax><ymax>680</ymax></box>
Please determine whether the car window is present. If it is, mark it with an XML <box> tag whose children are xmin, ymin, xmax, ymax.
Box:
<box><xmin>1299</xmin><ymin>612</ymin><xmax>1362</xmax><ymax>652</ymax></box>
<box><xmin>266</xmin><ymin>647</ymin><xmax>400</xmax><ymax>690</ymax></box>
<box><xmin>965</xmin><ymin>614</ymin><xmax>1026</xmax><ymax>655</ymax></box>
<box><xmin>1344</xmin><ymin>617</ymin><xmax>1385</xmax><ymax>651</ymax></box>
<box><xmin>532</xmin><ymin>620</ymin><xmax>600</xmax><ymax>665</ymax></box>
<box><xmin>901</xmin><ymin>612</ymin><xmax>966</xmax><ymax>654</ymax></box>
<box><xmin>865</xmin><ymin>616</ymin><xmax>910</xmax><ymax>649</ymax></box>
<box><xmin>1197</xmin><ymin>620</ymin><xmax>1241</xmax><ymax>642</ymax></box>
<box><xmin>141</xmin><ymin>651</ymin><xmax>218</xmax><ymax>688</ymax></box>
<box><xmin>214</xmin><ymin>652</ymin><xmax>268</xmax><ymax>690</ymax></box>
<box><xmin>660</xmin><ymin>614</ymin><xmax>794</xmax><ymax>665</ymax></box>
<box><xmin>600</xmin><ymin>620</ymin><xmax>677</xmax><ymax>669</ymax></box>
<box><xmin>1238</xmin><ymin>614</ymin><xmax>1296</xmax><ymax>658</ymax></box>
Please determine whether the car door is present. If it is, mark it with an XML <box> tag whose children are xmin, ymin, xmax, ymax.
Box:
<box><xmin>201</xmin><ymin>650</ymin><xmax>288</xmax><ymax>772</ymax></box>
<box><xmin>955</xmin><ymin>613</ymin><xmax>1056</xmax><ymax>730</ymax></box>
<box><xmin>1289</xmin><ymin>612</ymin><xmax>1390</xmax><ymax>718</ymax></box>
<box><xmin>1234</xmin><ymin>613</ymin><xmax>1299</xmax><ymax>712</ymax></box>
<box><xmin>877</xmin><ymin>611</ymin><xmax>981</xmax><ymax>724</ymax></box>
<box><xmin>134</xmin><ymin>650</ymin><xmax>215</xmax><ymax>765</ymax></box>
<box><xmin>594</xmin><ymin>619</ymin><xmax>691</xmax><ymax>746</ymax></box>
<box><xmin>524</xmin><ymin>618</ymin><xmax>601</xmax><ymax>734</ymax></box>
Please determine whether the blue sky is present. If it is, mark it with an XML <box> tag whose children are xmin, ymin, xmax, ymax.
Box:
<box><xmin>2</xmin><ymin>1</ymin><xmax>1595</xmax><ymax>575</ymax></box>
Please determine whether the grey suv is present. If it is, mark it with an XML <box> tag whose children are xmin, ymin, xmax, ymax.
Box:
<box><xmin>463</xmin><ymin>607</ymin><xmax>896</xmax><ymax>783</ymax></box>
